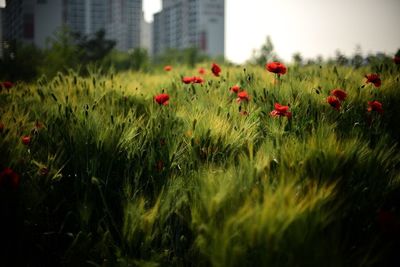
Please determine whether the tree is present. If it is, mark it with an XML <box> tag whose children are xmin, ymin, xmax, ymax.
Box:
<box><xmin>351</xmin><ymin>45</ymin><xmax>364</xmax><ymax>68</ymax></box>
<box><xmin>249</xmin><ymin>36</ymin><xmax>280</xmax><ymax>65</ymax></box>
<box><xmin>316</xmin><ymin>55</ymin><xmax>324</xmax><ymax>65</ymax></box>
<box><xmin>74</xmin><ymin>29</ymin><xmax>116</xmax><ymax>64</ymax></box>
<box><xmin>292</xmin><ymin>52</ymin><xmax>303</xmax><ymax>66</ymax></box>
<box><xmin>335</xmin><ymin>50</ymin><xmax>348</xmax><ymax>66</ymax></box>
<box><xmin>0</xmin><ymin>41</ymin><xmax>44</xmax><ymax>81</ymax></box>
<box><xmin>153</xmin><ymin>47</ymin><xmax>208</xmax><ymax>66</ymax></box>
<box><xmin>184</xmin><ymin>47</ymin><xmax>200</xmax><ymax>68</ymax></box>
<box><xmin>42</xmin><ymin>27</ymin><xmax>81</xmax><ymax>77</ymax></box>
<box><xmin>130</xmin><ymin>48</ymin><xmax>149</xmax><ymax>71</ymax></box>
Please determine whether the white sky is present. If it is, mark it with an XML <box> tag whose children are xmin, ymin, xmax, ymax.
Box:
<box><xmin>0</xmin><ymin>0</ymin><xmax>5</xmax><ymax>8</ymax></box>
<box><xmin>143</xmin><ymin>0</ymin><xmax>400</xmax><ymax>63</ymax></box>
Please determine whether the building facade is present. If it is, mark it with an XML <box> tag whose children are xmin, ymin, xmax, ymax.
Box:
<box><xmin>106</xmin><ymin>0</ymin><xmax>142</xmax><ymax>51</ymax></box>
<box><xmin>0</xmin><ymin>7</ymin><xmax>3</xmax><ymax>57</ymax></box>
<box><xmin>140</xmin><ymin>11</ymin><xmax>152</xmax><ymax>56</ymax></box>
<box><xmin>2</xmin><ymin>0</ymin><xmax>35</xmax><ymax>44</ymax></box>
<box><xmin>34</xmin><ymin>0</ymin><xmax>63</xmax><ymax>48</ymax></box>
<box><xmin>152</xmin><ymin>0</ymin><xmax>224</xmax><ymax>58</ymax></box>
<box><xmin>2</xmin><ymin>0</ymin><xmax>142</xmax><ymax>51</ymax></box>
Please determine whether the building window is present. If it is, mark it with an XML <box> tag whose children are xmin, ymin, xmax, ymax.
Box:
<box><xmin>23</xmin><ymin>14</ymin><xmax>34</xmax><ymax>39</ymax></box>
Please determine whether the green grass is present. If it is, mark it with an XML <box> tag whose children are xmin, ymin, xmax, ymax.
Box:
<box><xmin>1</xmin><ymin>63</ymin><xmax>400</xmax><ymax>266</ymax></box>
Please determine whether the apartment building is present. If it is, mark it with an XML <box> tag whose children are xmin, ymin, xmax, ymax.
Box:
<box><xmin>0</xmin><ymin>7</ymin><xmax>3</xmax><ymax>57</ymax></box>
<box><xmin>106</xmin><ymin>0</ymin><xmax>142</xmax><ymax>51</ymax></box>
<box><xmin>2</xmin><ymin>0</ymin><xmax>35</xmax><ymax>44</ymax></box>
<box><xmin>140</xmin><ymin>11</ymin><xmax>152</xmax><ymax>55</ymax></box>
<box><xmin>2</xmin><ymin>0</ymin><xmax>142</xmax><ymax>51</ymax></box>
<box><xmin>153</xmin><ymin>0</ymin><xmax>224</xmax><ymax>58</ymax></box>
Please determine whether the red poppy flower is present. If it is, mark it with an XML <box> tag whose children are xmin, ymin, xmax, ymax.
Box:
<box><xmin>182</xmin><ymin>76</ymin><xmax>193</xmax><ymax>84</ymax></box>
<box><xmin>394</xmin><ymin>56</ymin><xmax>400</xmax><ymax>65</ymax></box>
<box><xmin>230</xmin><ymin>85</ymin><xmax>240</xmax><ymax>94</ymax></box>
<box><xmin>270</xmin><ymin>103</ymin><xmax>292</xmax><ymax>118</ymax></box>
<box><xmin>0</xmin><ymin>167</ymin><xmax>20</xmax><ymax>190</ymax></box>
<box><xmin>21</xmin><ymin>135</ymin><xmax>31</xmax><ymax>145</ymax></box>
<box><xmin>156</xmin><ymin>160</ymin><xmax>164</xmax><ymax>172</ymax></box>
<box><xmin>164</xmin><ymin>65</ymin><xmax>172</xmax><ymax>71</ymax></box>
<box><xmin>236</xmin><ymin>91</ymin><xmax>249</xmax><ymax>103</ymax></box>
<box><xmin>327</xmin><ymin>96</ymin><xmax>341</xmax><ymax>110</ymax></box>
<box><xmin>365</xmin><ymin>73</ymin><xmax>381</xmax><ymax>87</ymax></box>
<box><xmin>154</xmin><ymin>93</ymin><xmax>169</xmax><ymax>106</ymax></box>
<box><xmin>377</xmin><ymin>209</ymin><xmax>400</xmax><ymax>234</ymax></box>
<box><xmin>0</xmin><ymin>81</ymin><xmax>14</xmax><ymax>89</ymax></box>
<box><xmin>198</xmin><ymin>67</ymin><xmax>206</xmax><ymax>75</ymax></box>
<box><xmin>0</xmin><ymin>122</ymin><xmax>4</xmax><ymax>132</ymax></box>
<box><xmin>367</xmin><ymin>100</ymin><xmax>383</xmax><ymax>114</ymax></box>
<box><xmin>266</xmin><ymin>62</ymin><xmax>287</xmax><ymax>75</ymax></box>
<box><xmin>192</xmin><ymin>76</ymin><xmax>204</xmax><ymax>84</ymax></box>
<box><xmin>211</xmin><ymin>63</ymin><xmax>221</xmax><ymax>77</ymax></box>
<box><xmin>330</xmin><ymin>88</ymin><xmax>347</xmax><ymax>102</ymax></box>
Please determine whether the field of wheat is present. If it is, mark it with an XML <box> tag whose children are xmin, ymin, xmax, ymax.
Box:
<box><xmin>1</xmin><ymin>62</ymin><xmax>400</xmax><ymax>266</ymax></box>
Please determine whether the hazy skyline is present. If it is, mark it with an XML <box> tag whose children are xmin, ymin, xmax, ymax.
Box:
<box><xmin>2</xmin><ymin>0</ymin><xmax>399</xmax><ymax>63</ymax></box>
<box><xmin>144</xmin><ymin>0</ymin><xmax>400</xmax><ymax>63</ymax></box>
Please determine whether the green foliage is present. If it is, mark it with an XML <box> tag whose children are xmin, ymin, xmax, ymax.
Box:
<box><xmin>154</xmin><ymin>47</ymin><xmax>210</xmax><ymax>67</ymax></box>
<box><xmin>130</xmin><ymin>48</ymin><xmax>150</xmax><ymax>71</ymax></box>
<box><xmin>1</xmin><ymin>62</ymin><xmax>400</xmax><ymax>266</ymax></box>
<box><xmin>74</xmin><ymin>29</ymin><xmax>116</xmax><ymax>64</ymax></box>
<box><xmin>292</xmin><ymin>52</ymin><xmax>303</xmax><ymax>66</ymax></box>
<box><xmin>0</xmin><ymin>41</ymin><xmax>44</xmax><ymax>81</ymax></box>
<box><xmin>41</xmin><ymin>27</ymin><xmax>82</xmax><ymax>77</ymax></box>
<box><xmin>249</xmin><ymin>36</ymin><xmax>280</xmax><ymax>66</ymax></box>
<box><xmin>0</xmin><ymin>27</ymin><xmax>116</xmax><ymax>81</ymax></box>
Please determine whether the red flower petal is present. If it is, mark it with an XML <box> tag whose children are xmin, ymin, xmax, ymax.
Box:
<box><xmin>270</xmin><ymin>110</ymin><xmax>279</xmax><ymax>117</ymax></box>
<box><xmin>0</xmin><ymin>167</ymin><xmax>20</xmax><ymax>190</ymax></box>
<box><xmin>198</xmin><ymin>67</ymin><xmax>206</xmax><ymax>75</ymax></box>
<box><xmin>154</xmin><ymin>93</ymin><xmax>170</xmax><ymax>106</ymax></box>
<box><xmin>367</xmin><ymin>100</ymin><xmax>383</xmax><ymax>114</ymax></box>
<box><xmin>237</xmin><ymin>91</ymin><xmax>249</xmax><ymax>102</ymax></box>
<box><xmin>365</xmin><ymin>74</ymin><xmax>381</xmax><ymax>88</ymax></box>
<box><xmin>270</xmin><ymin>103</ymin><xmax>291</xmax><ymax>118</ymax></box>
<box><xmin>182</xmin><ymin>76</ymin><xmax>193</xmax><ymax>84</ymax></box>
<box><xmin>330</xmin><ymin>89</ymin><xmax>347</xmax><ymax>102</ymax></box>
<box><xmin>230</xmin><ymin>85</ymin><xmax>240</xmax><ymax>94</ymax></box>
<box><xmin>192</xmin><ymin>76</ymin><xmax>204</xmax><ymax>84</ymax></box>
<box><xmin>327</xmin><ymin>96</ymin><xmax>341</xmax><ymax>110</ymax></box>
<box><xmin>211</xmin><ymin>63</ymin><xmax>221</xmax><ymax>77</ymax></box>
<box><xmin>21</xmin><ymin>135</ymin><xmax>31</xmax><ymax>145</ymax></box>
<box><xmin>0</xmin><ymin>81</ymin><xmax>14</xmax><ymax>89</ymax></box>
<box><xmin>274</xmin><ymin>103</ymin><xmax>289</xmax><ymax>113</ymax></box>
<box><xmin>266</xmin><ymin>62</ymin><xmax>287</xmax><ymax>75</ymax></box>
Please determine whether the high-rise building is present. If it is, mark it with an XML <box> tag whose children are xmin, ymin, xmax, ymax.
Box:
<box><xmin>106</xmin><ymin>0</ymin><xmax>142</xmax><ymax>51</ymax></box>
<box><xmin>2</xmin><ymin>0</ymin><xmax>35</xmax><ymax>44</ymax></box>
<box><xmin>152</xmin><ymin>0</ymin><xmax>224</xmax><ymax>58</ymax></box>
<box><xmin>34</xmin><ymin>0</ymin><xmax>63</xmax><ymax>48</ymax></box>
<box><xmin>140</xmin><ymin>11</ymin><xmax>152</xmax><ymax>56</ymax></box>
<box><xmin>2</xmin><ymin>0</ymin><xmax>142</xmax><ymax>51</ymax></box>
<box><xmin>0</xmin><ymin>7</ymin><xmax>3</xmax><ymax>58</ymax></box>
